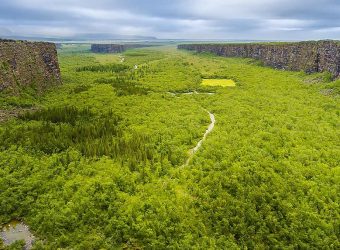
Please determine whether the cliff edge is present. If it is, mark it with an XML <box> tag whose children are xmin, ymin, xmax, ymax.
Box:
<box><xmin>0</xmin><ymin>39</ymin><xmax>61</xmax><ymax>94</ymax></box>
<box><xmin>178</xmin><ymin>41</ymin><xmax>340</xmax><ymax>78</ymax></box>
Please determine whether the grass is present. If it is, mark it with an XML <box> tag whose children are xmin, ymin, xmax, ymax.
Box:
<box><xmin>202</xmin><ymin>78</ymin><xmax>236</xmax><ymax>87</ymax></box>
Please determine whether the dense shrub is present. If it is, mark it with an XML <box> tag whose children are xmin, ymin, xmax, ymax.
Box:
<box><xmin>0</xmin><ymin>46</ymin><xmax>338</xmax><ymax>249</ymax></box>
<box><xmin>76</xmin><ymin>63</ymin><xmax>130</xmax><ymax>73</ymax></box>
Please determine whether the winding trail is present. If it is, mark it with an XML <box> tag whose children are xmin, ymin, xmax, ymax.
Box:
<box><xmin>119</xmin><ymin>55</ymin><xmax>125</xmax><ymax>62</ymax></box>
<box><xmin>183</xmin><ymin>109</ymin><xmax>215</xmax><ymax>167</ymax></box>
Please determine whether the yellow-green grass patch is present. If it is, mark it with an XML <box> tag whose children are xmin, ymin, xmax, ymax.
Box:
<box><xmin>201</xmin><ymin>79</ymin><xmax>236</xmax><ymax>87</ymax></box>
<box><xmin>93</xmin><ymin>54</ymin><xmax>122</xmax><ymax>64</ymax></box>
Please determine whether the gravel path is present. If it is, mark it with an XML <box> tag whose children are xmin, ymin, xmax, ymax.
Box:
<box><xmin>183</xmin><ymin>109</ymin><xmax>215</xmax><ymax>167</ymax></box>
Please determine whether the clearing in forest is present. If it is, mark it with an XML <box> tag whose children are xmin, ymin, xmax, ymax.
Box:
<box><xmin>201</xmin><ymin>78</ymin><xmax>236</xmax><ymax>87</ymax></box>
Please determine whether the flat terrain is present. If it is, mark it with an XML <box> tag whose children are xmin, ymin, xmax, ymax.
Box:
<box><xmin>0</xmin><ymin>45</ymin><xmax>339</xmax><ymax>249</ymax></box>
<box><xmin>202</xmin><ymin>78</ymin><xmax>236</xmax><ymax>87</ymax></box>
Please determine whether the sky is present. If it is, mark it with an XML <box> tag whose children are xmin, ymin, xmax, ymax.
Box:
<box><xmin>0</xmin><ymin>0</ymin><xmax>339</xmax><ymax>40</ymax></box>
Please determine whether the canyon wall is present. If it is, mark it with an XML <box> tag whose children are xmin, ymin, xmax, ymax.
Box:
<box><xmin>0</xmin><ymin>39</ymin><xmax>61</xmax><ymax>94</ymax></box>
<box><xmin>91</xmin><ymin>44</ymin><xmax>154</xmax><ymax>53</ymax></box>
<box><xmin>178</xmin><ymin>41</ymin><xmax>340</xmax><ymax>77</ymax></box>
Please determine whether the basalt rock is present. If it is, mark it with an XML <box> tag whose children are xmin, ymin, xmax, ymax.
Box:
<box><xmin>91</xmin><ymin>44</ymin><xmax>154</xmax><ymax>53</ymax></box>
<box><xmin>178</xmin><ymin>41</ymin><xmax>340</xmax><ymax>78</ymax></box>
<box><xmin>0</xmin><ymin>39</ymin><xmax>61</xmax><ymax>94</ymax></box>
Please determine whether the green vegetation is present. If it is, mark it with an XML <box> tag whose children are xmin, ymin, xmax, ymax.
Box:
<box><xmin>76</xmin><ymin>63</ymin><xmax>130</xmax><ymax>73</ymax></box>
<box><xmin>0</xmin><ymin>46</ymin><xmax>339</xmax><ymax>249</ymax></box>
<box><xmin>202</xmin><ymin>78</ymin><xmax>236</xmax><ymax>87</ymax></box>
<box><xmin>96</xmin><ymin>77</ymin><xmax>149</xmax><ymax>96</ymax></box>
<box><xmin>3</xmin><ymin>240</ymin><xmax>25</xmax><ymax>250</ymax></box>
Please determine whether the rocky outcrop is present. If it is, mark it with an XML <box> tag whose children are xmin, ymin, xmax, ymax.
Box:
<box><xmin>0</xmin><ymin>39</ymin><xmax>61</xmax><ymax>94</ymax></box>
<box><xmin>178</xmin><ymin>41</ymin><xmax>340</xmax><ymax>78</ymax></box>
<box><xmin>91</xmin><ymin>44</ymin><xmax>125</xmax><ymax>53</ymax></box>
<box><xmin>91</xmin><ymin>44</ymin><xmax>154</xmax><ymax>53</ymax></box>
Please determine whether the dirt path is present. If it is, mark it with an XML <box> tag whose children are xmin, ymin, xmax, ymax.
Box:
<box><xmin>119</xmin><ymin>55</ymin><xmax>125</xmax><ymax>63</ymax></box>
<box><xmin>183</xmin><ymin>109</ymin><xmax>215</xmax><ymax>167</ymax></box>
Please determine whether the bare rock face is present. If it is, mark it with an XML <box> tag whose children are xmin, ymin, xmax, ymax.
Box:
<box><xmin>0</xmin><ymin>39</ymin><xmax>61</xmax><ymax>94</ymax></box>
<box><xmin>178</xmin><ymin>41</ymin><xmax>340</xmax><ymax>78</ymax></box>
<box><xmin>91</xmin><ymin>44</ymin><xmax>154</xmax><ymax>53</ymax></box>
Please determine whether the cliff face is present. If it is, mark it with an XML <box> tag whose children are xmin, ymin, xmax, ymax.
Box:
<box><xmin>91</xmin><ymin>44</ymin><xmax>154</xmax><ymax>53</ymax></box>
<box><xmin>178</xmin><ymin>41</ymin><xmax>340</xmax><ymax>78</ymax></box>
<box><xmin>0</xmin><ymin>39</ymin><xmax>61</xmax><ymax>94</ymax></box>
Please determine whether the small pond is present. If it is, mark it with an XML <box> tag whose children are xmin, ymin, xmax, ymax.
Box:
<box><xmin>1</xmin><ymin>220</ymin><xmax>35</xmax><ymax>249</ymax></box>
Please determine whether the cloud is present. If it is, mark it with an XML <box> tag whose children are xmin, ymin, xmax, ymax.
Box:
<box><xmin>0</xmin><ymin>27</ymin><xmax>13</xmax><ymax>36</ymax></box>
<box><xmin>0</xmin><ymin>0</ymin><xmax>339</xmax><ymax>40</ymax></box>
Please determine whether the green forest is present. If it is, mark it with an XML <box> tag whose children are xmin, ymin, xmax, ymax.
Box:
<box><xmin>0</xmin><ymin>44</ymin><xmax>339</xmax><ymax>249</ymax></box>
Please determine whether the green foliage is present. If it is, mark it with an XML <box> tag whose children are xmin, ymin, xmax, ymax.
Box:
<box><xmin>123</xmin><ymin>52</ymin><xmax>148</xmax><ymax>57</ymax></box>
<box><xmin>0</xmin><ymin>45</ymin><xmax>339</xmax><ymax>249</ymax></box>
<box><xmin>20</xmin><ymin>106</ymin><xmax>93</xmax><ymax>125</ymax></box>
<box><xmin>69</xmin><ymin>84</ymin><xmax>91</xmax><ymax>94</ymax></box>
<box><xmin>93</xmin><ymin>64</ymin><xmax>152</xmax><ymax>96</ymax></box>
<box><xmin>0</xmin><ymin>92</ymin><xmax>37</xmax><ymax>109</ymax></box>
<box><xmin>76</xmin><ymin>63</ymin><xmax>130</xmax><ymax>73</ymax></box>
<box><xmin>96</xmin><ymin>75</ymin><xmax>149</xmax><ymax>96</ymax></box>
<box><xmin>3</xmin><ymin>240</ymin><xmax>25</xmax><ymax>250</ymax></box>
<box><xmin>323</xmin><ymin>78</ymin><xmax>340</xmax><ymax>96</ymax></box>
<box><xmin>2</xmin><ymin>107</ymin><xmax>125</xmax><ymax>157</ymax></box>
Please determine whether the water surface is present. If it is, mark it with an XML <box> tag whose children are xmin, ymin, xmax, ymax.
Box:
<box><xmin>1</xmin><ymin>220</ymin><xmax>35</xmax><ymax>249</ymax></box>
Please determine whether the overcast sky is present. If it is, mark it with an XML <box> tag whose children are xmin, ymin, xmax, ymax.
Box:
<box><xmin>0</xmin><ymin>0</ymin><xmax>339</xmax><ymax>40</ymax></box>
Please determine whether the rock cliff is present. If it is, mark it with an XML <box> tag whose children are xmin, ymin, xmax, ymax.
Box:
<box><xmin>91</xmin><ymin>44</ymin><xmax>154</xmax><ymax>53</ymax></box>
<box><xmin>178</xmin><ymin>41</ymin><xmax>340</xmax><ymax>78</ymax></box>
<box><xmin>0</xmin><ymin>39</ymin><xmax>61</xmax><ymax>94</ymax></box>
